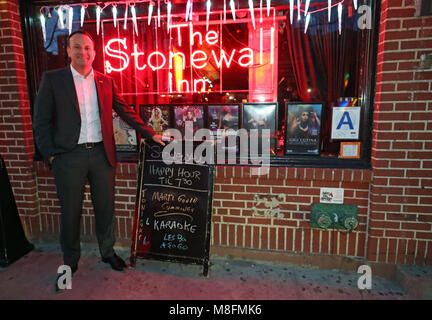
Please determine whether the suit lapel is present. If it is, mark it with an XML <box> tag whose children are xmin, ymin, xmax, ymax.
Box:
<box><xmin>63</xmin><ymin>67</ymin><xmax>80</xmax><ymax>115</ymax></box>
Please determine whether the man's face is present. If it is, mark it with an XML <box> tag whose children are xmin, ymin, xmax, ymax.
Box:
<box><xmin>67</xmin><ymin>34</ymin><xmax>95</xmax><ymax>69</ymax></box>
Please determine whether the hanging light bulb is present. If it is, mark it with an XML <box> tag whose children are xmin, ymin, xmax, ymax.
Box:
<box><xmin>297</xmin><ymin>0</ymin><xmax>301</xmax><ymax>21</ymax></box>
<box><xmin>230</xmin><ymin>0</ymin><xmax>236</xmax><ymax>21</ymax></box>
<box><xmin>130</xmin><ymin>4</ymin><xmax>138</xmax><ymax>36</ymax></box>
<box><xmin>57</xmin><ymin>6</ymin><xmax>65</xmax><ymax>29</ymax></box>
<box><xmin>249</xmin><ymin>0</ymin><xmax>255</xmax><ymax>29</ymax></box>
<box><xmin>304</xmin><ymin>13</ymin><xmax>311</xmax><ymax>33</ymax></box>
<box><xmin>68</xmin><ymin>6</ymin><xmax>73</xmax><ymax>35</ymax></box>
<box><xmin>305</xmin><ymin>0</ymin><xmax>310</xmax><ymax>16</ymax></box>
<box><xmin>206</xmin><ymin>0</ymin><xmax>211</xmax><ymax>31</ymax></box>
<box><xmin>353</xmin><ymin>0</ymin><xmax>358</xmax><ymax>10</ymax></box>
<box><xmin>80</xmin><ymin>5</ymin><xmax>85</xmax><ymax>27</ymax></box>
<box><xmin>40</xmin><ymin>12</ymin><xmax>46</xmax><ymax>43</ymax></box>
<box><xmin>167</xmin><ymin>1</ymin><xmax>172</xmax><ymax>31</ymax></box>
<box><xmin>124</xmin><ymin>3</ymin><xmax>128</xmax><ymax>30</ymax></box>
<box><xmin>148</xmin><ymin>2</ymin><xmax>153</xmax><ymax>25</ymax></box>
<box><xmin>328</xmin><ymin>0</ymin><xmax>332</xmax><ymax>22</ymax></box>
<box><xmin>96</xmin><ymin>5</ymin><xmax>101</xmax><ymax>35</ymax></box>
<box><xmin>289</xmin><ymin>0</ymin><xmax>294</xmax><ymax>24</ymax></box>
<box><xmin>112</xmin><ymin>4</ymin><xmax>117</xmax><ymax>28</ymax></box>
<box><xmin>338</xmin><ymin>2</ymin><xmax>342</xmax><ymax>35</ymax></box>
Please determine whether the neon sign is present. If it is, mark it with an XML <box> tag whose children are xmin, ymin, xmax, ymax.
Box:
<box><xmin>104</xmin><ymin>24</ymin><xmax>275</xmax><ymax>93</ymax></box>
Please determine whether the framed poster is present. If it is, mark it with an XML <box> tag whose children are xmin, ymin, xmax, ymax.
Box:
<box><xmin>174</xmin><ymin>105</ymin><xmax>205</xmax><ymax>137</ymax></box>
<box><xmin>285</xmin><ymin>102</ymin><xmax>322</xmax><ymax>155</ymax></box>
<box><xmin>242</xmin><ymin>102</ymin><xmax>278</xmax><ymax>155</ymax></box>
<box><xmin>331</xmin><ymin>106</ymin><xmax>361</xmax><ymax>140</ymax></box>
<box><xmin>113</xmin><ymin>105</ymin><xmax>138</xmax><ymax>152</ymax></box>
<box><xmin>139</xmin><ymin>105</ymin><xmax>172</xmax><ymax>136</ymax></box>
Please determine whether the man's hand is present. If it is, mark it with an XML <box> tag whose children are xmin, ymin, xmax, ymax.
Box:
<box><xmin>49</xmin><ymin>156</ymin><xmax>55</xmax><ymax>164</ymax></box>
<box><xmin>152</xmin><ymin>134</ymin><xmax>166</xmax><ymax>146</ymax></box>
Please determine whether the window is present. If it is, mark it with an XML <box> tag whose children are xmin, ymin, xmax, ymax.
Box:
<box><xmin>22</xmin><ymin>0</ymin><xmax>380</xmax><ymax>168</ymax></box>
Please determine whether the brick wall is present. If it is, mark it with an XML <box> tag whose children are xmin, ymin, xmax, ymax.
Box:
<box><xmin>1</xmin><ymin>0</ymin><xmax>431</xmax><ymax>266</ymax></box>
<box><xmin>0</xmin><ymin>0</ymin><xmax>39</xmax><ymax>235</ymax></box>
<box><xmin>370</xmin><ymin>0</ymin><xmax>432</xmax><ymax>265</ymax></box>
<box><xmin>212</xmin><ymin>167</ymin><xmax>371</xmax><ymax>259</ymax></box>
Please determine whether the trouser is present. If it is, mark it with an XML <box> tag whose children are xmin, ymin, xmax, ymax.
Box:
<box><xmin>52</xmin><ymin>142</ymin><xmax>116</xmax><ymax>267</ymax></box>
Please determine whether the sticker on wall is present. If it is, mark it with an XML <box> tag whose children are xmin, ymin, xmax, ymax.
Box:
<box><xmin>320</xmin><ymin>188</ymin><xmax>344</xmax><ymax>204</ymax></box>
<box><xmin>340</xmin><ymin>142</ymin><xmax>361</xmax><ymax>159</ymax></box>
<box><xmin>331</xmin><ymin>107</ymin><xmax>361</xmax><ymax>140</ymax></box>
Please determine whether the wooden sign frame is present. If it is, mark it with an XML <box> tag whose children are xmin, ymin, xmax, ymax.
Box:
<box><xmin>130</xmin><ymin>140</ymin><xmax>214</xmax><ymax>277</ymax></box>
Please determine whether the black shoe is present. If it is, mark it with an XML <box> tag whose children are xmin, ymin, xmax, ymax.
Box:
<box><xmin>102</xmin><ymin>254</ymin><xmax>127</xmax><ymax>271</ymax></box>
<box><xmin>54</xmin><ymin>264</ymin><xmax>77</xmax><ymax>293</ymax></box>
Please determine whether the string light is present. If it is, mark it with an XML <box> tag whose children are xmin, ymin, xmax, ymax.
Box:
<box><xmin>338</xmin><ymin>2</ymin><xmax>342</xmax><ymax>35</ymax></box>
<box><xmin>130</xmin><ymin>4</ymin><xmax>138</xmax><ymax>36</ymax></box>
<box><xmin>96</xmin><ymin>5</ymin><xmax>101</xmax><ymax>35</ymax></box>
<box><xmin>289</xmin><ymin>0</ymin><xmax>294</xmax><ymax>24</ymax></box>
<box><xmin>230</xmin><ymin>0</ymin><xmax>236</xmax><ymax>21</ymax></box>
<box><xmin>328</xmin><ymin>0</ymin><xmax>332</xmax><ymax>22</ymax></box>
<box><xmin>147</xmin><ymin>2</ymin><xmax>153</xmax><ymax>25</ymax></box>
<box><xmin>68</xmin><ymin>6</ymin><xmax>73</xmax><ymax>35</ymax></box>
<box><xmin>112</xmin><ymin>4</ymin><xmax>117</xmax><ymax>28</ymax></box>
<box><xmin>223</xmin><ymin>1</ymin><xmax>226</xmax><ymax>22</ymax></box>
<box><xmin>123</xmin><ymin>3</ymin><xmax>128</xmax><ymax>30</ymax></box>
<box><xmin>249</xmin><ymin>0</ymin><xmax>255</xmax><ymax>29</ymax></box>
<box><xmin>80</xmin><ymin>5</ymin><xmax>86</xmax><ymax>27</ymax></box>
<box><xmin>57</xmin><ymin>6</ymin><xmax>65</xmax><ymax>29</ymax></box>
<box><xmin>297</xmin><ymin>0</ymin><xmax>301</xmax><ymax>21</ymax></box>
<box><xmin>167</xmin><ymin>1</ymin><xmax>171</xmax><ymax>31</ymax></box>
<box><xmin>206</xmin><ymin>0</ymin><xmax>211</xmax><ymax>31</ymax></box>
<box><xmin>157</xmin><ymin>1</ymin><xmax>161</xmax><ymax>27</ymax></box>
<box><xmin>185</xmin><ymin>0</ymin><xmax>191</xmax><ymax>21</ymax></box>
<box><xmin>353</xmin><ymin>0</ymin><xmax>358</xmax><ymax>10</ymax></box>
<box><xmin>260</xmin><ymin>0</ymin><xmax>263</xmax><ymax>23</ymax></box>
<box><xmin>40</xmin><ymin>13</ymin><xmax>46</xmax><ymax>42</ymax></box>
<box><xmin>267</xmin><ymin>0</ymin><xmax>271</xmax><ymax>16</ymax></box>
<box><xmin>305</xmin><ymin>0</ymin><xmax>310</xmax><ymax>16</ymax></box>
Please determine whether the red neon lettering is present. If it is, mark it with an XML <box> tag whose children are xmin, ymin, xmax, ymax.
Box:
<box><xmin>191</xmin><ymin>50</ymin><xmax>208</xmax><ymax>69</ymax></box>
<box><xmin>177</xmin><ymin>79</ymin><xmax>189</xmax><ymax>92</ymax></box>
<box><xmin>148</xmin><ymin>51</ymin><xmax>166</xmax><ymax>71</ymax></box>
<box><xmin>131</xmin><ymin>44</ymin><xmax>146</xmax><ymax>70</ymax></box>
<box><xmin>211</xmin><ymin>49</ymin><xmax>236</xmax><ymax>69</ymax></box>
<box><xmin>194</xmin><ymin>79</ymin><xmax>206</xmax><ymax>92</ymax></box>
<box><xmin>169</xmin><ymin>51</ymin><xmax>186</xmax><ymax>70</ymax></box>
<box><xmin>238</xmin><ymin>48</ymin><xmax>254</xmax><ymax>67</ymax></box>
<box><xmin>104</xmin><ymin>38</ymin><xmax>129</xmax><ymax>74</ymax></box>
<box><xmin>205</xmin><ymin>31</ymin><xmax>218</xmax><ymax>45</ymax></box>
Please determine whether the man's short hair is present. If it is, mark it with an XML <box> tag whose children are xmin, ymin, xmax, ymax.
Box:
<box><xmin>66</xmin><ymin>30</ymin><xmax>94</xmax><ymax>48</ymax></box>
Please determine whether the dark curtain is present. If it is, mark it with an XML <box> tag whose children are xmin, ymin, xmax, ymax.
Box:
<box><xmin>285</xmin><ymin>6</ymin><xmax>358</xmax><ymax>155</ymax></box>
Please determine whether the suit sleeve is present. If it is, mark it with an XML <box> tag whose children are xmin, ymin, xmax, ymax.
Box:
<box><xmin>111</xmin><ymin>79</ymin><xmax>156</xmax><ymax>140</ymax></box>
<box><xmin>33</xmin><ymin>73</ymin><xmax>56</xmax><ymax>160</ymax></box>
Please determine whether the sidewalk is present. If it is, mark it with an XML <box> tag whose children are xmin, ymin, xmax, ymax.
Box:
<box><xmin>0</xmin><ymin>240</ymin><xmax>428</xmax><ymax>300</ymax></box>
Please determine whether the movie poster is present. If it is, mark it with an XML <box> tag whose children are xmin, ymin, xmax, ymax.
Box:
<box><xmin>113</xmin><ymin>105</ymin><xmax>138</xmax><ymax>152</ymax></box>
<box><xmin>140</xmin><ymin>105</ymin><xmax>172</xmax><ymax>136</ymax></box>
<box><xmin>208</xmin><ymin>104</ymin><xmax>240</xmax><ymax>152</ymax></box>
<box><xmin>174</xmin><ymin>105</ymin><xmax>204</xmax><ymax>137</ymax></box>
<box><xmin>285</xmin><ymin>103</ymin><xmax>322</xmax><ymax>155</ymax></box>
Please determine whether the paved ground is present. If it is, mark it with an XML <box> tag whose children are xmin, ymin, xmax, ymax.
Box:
<box><xmin>1</xmin><ymin>240</ymin><xmax>424</xmax><ymax>300</ymax></box>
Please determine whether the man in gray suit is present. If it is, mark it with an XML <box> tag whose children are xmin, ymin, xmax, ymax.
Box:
<box><xmin>33</xmin><ymin>30</ymin><xmax>164</xmax><ymax>287</ymax></box>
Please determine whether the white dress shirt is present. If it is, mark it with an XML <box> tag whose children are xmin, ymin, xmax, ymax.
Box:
<box><xmin>70</xmin><ymin>65</ymin><xmax>103</xmax><ymax>144</ymax></box>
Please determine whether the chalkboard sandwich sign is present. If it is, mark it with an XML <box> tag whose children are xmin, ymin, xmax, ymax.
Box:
<box><xmin>130</xmin><ymin>139</ymin><xmax>214</xmax><ymax>277</ymax></box>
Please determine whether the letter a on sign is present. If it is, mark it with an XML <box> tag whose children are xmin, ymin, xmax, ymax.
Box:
<box><xmin>331</xmin><ymin>107</ymin><xmax>360</xmax><ymax>140</ymax></box>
